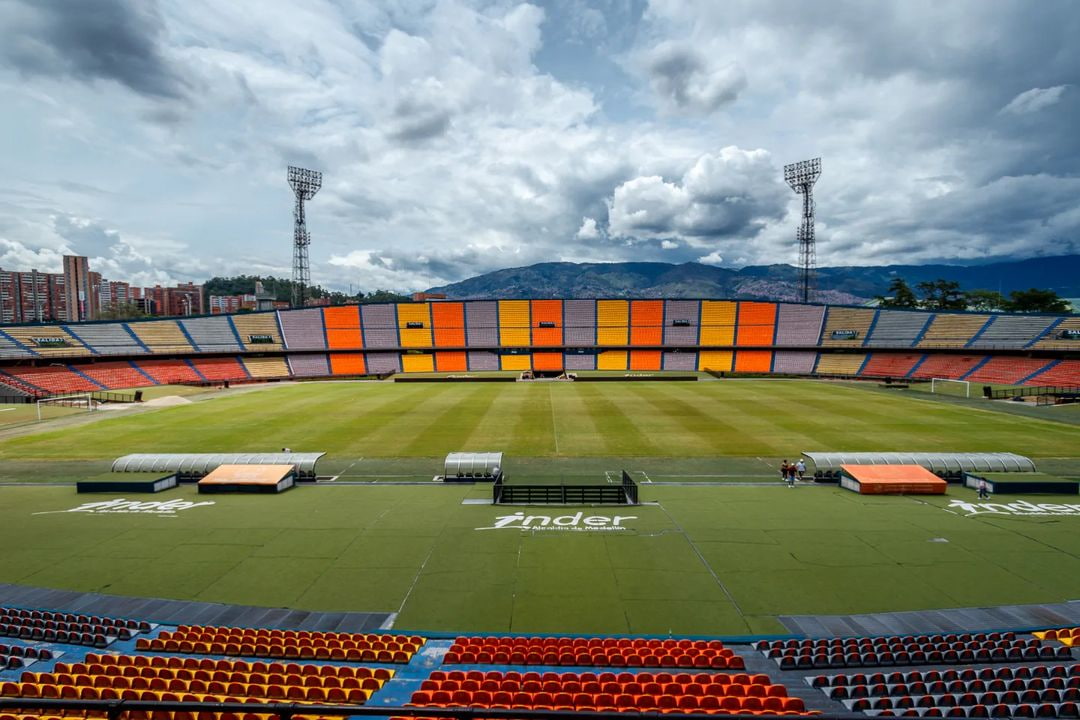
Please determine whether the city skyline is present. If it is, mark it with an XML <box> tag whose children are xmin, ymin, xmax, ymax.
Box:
<box><xmin>0</xmin><ymin>0</ymin><xmax>1077</xmax><ymax>293</ymax></box>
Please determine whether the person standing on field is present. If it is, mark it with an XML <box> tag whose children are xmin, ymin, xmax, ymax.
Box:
<box><xmin>780</xmin><ymin>460</ymin><xmax>790</xmax><ymax>487</ymax></box>
<box><xmin>796</xmin><ymin>459</ymin><xmax>807</xmax><ymax>482</ymax></box>
<box><xmin>977</xmin><ymin>478</ymin><xmax>990</xmax><ymax>499</ymax></box>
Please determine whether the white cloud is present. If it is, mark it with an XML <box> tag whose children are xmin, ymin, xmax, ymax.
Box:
<box><xmin>642</xmin><ymin>41</ymin><xmax>746</xmax><ymax>114</ymax></box>
<box><xmin>1000</xmin><ymin>85</ymin><xmax>1069</xmax><ymax>115</ymax></box>
<box><xmin>575</xmin><ymin>216</ymin><xmax>601</xmax><ymax>240</ymax></box>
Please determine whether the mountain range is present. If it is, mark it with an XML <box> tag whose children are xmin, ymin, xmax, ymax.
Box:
<box><xmin>425</xmin><ymin>255</ymin><xmax>1080</xmax><ymax>304</ymax></box>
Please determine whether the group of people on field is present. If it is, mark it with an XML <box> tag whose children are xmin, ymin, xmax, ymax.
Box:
<box><xmin>779</xmin><ymin>459</ymin><xmax>806</xmax><ymax>487</ymax></box>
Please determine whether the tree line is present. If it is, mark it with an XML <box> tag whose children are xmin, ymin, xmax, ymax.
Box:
<box><xmin>877</xmin><ymin>278</ymin><xmax>1071</xmax><ymax>313</ymax></box>
<box><xmin>203</xmin><ymin>275</ymin><xmax>410</xmax><ymax>305</ymax></box>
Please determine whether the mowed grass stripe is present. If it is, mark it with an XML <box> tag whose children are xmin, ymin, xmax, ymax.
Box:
<box><xmin>461</xmin><ymin>384</ymin><xmax>556</xmax><ymax>455</ymax></box>
<box><xmin>571</xmin><ymin>384</ymin><xmax>660</xmax><ymax>456</ymax></box>
<box><xmin>400</xmin><ymin>385</ymin><xmax>505</xmax><ymax>456</ymax></box>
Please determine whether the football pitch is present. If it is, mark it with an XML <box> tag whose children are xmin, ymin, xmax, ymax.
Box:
<box><xmin>0</xmin><ymin>378</ymin><xmax>1078</xmax><ymax>637</ymax></box>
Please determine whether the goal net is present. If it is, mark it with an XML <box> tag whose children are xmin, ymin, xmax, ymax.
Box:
<box><xmin>36</xmin><ymin>394</ymin><xmax>99</xmax><ymax>421</ymax></box>
<box><xmin>930</xmin><ymin>378</ymin><xmax>971</xmax><ymax>398</ymax></box>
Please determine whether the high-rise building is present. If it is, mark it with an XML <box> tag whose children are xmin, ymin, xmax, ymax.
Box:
<box><xmin>62</xmin><ymin>255</ymin><xmax>98</xmax><ymax>322</ymax></box>
<box><xmin>99</xmin><ymin>279</ymin><xmax>132</xmax><ymax>312</ymax></box>
<box><xmin>0</xmin><ymin>269</ymin><xmax>67</xmax><ymax>323</ymax></box>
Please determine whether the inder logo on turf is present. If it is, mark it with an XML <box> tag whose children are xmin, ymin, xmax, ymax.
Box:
<box><xmin>34</xmin><ymin>498</ymin><xmax>216</xmax><ymax>516</ymax></box>
<box><xmin>476</xmin><ymin>512</ymin><xmax>637</xmax><ymax>532</ymax></box>
<box><xmin>947</xmin><ymin>499</ymin><xmax>1080</xmax><ymax>517</ymax></box>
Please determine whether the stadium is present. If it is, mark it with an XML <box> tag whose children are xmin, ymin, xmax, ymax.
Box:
<box><xmin>0</xmin><ymin>297</ymin><xmax>1077</xmax><ymax>720</ymax></box>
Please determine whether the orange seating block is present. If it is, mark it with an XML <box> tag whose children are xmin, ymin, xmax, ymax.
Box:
<box><xmin>135</xmin><ymin>358</ymin><xmax>202</xmax><ymax>384</ymax></box>
<box><xmin>531</xmin><ymin>300</ymin><xmax>563</xmax><ymax>346</ymax></box>
<box><xmin>629</xmin><ymin>350</ymin><xmax>661</xmax><ymax>371</ymax></box>
<box><xmin>435</xmin><ymin>351</ymin><xmax>467</xmax><ymax>372</ymax></box>
<box><xmin>734</xmin><ymin>350</ymin><xmax>772</xmax><ymax>373</ymax></box>
<box><xmin>532</xmin><ymin>352</ymin><xmax>563</xmax><ymax>371</ymax></box>
<box><xmin>431</xmin><ymin>303</ymin><xmax>466</xmax><ymax>348</ymax></box>
<box><xmin>735</xmin><ymin>302</ymin><xmax>777</xmax><ymax>346</ymax></box>
<box><xmin>324</xmin><ymin>306</ymin><xmax>363</xmax><ymax>349</ymax></box>
<box><xmin>329</xmin><ymin>353</ymin><xmax>366</xmax><ymax>375</ymax></box>
<box><xmin>629</xmin><ymin>300</ymin><xmax>663</xmax><ymax>346</ymax></box>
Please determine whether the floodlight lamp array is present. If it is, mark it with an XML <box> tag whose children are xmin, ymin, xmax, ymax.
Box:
<box><xmin>287</xmin><ymin>166</ymin><xmax>323</xmax><ymax>199</ymax></box>
<box><xmin>784</xmin><ymin>157</ymin><xmax>821</xmax><ymax>189</ymax></box>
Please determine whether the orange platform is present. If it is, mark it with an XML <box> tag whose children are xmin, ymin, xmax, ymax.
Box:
<box><xmin>840</xmin><ymin>464</ymin><xmax>947</xmax><ymax>495</ymax></box>
<box><xmin>197</xmin><ymin>464</ymin><xmax>296</xmax><ymax>493</ymax></box>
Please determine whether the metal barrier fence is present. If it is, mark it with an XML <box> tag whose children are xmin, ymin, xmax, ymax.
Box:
<box><xmin>0</xmin><ymin>699</ymin><xmax>866</xmax><ymax>720</ymax></box>
<box><xmin>493</xmin><ymin>473</ymin><xmax>638</xmax><ymax>505</ymax></box>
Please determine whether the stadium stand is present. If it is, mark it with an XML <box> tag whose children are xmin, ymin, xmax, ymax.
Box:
<box><xmin>533</xmin><ymin>351</ymin><xmax>563</xmax><ymax>371</ymax></box>
<box><xmin>0</xmin><ymin>372</ymin><xmax>37</xmax><ymax>396</ymax></box>
<box><xmin>698</xmin><ymin>350</ymin><xmax>733</xmax><ymax>372</ymax></box>
<box><xmin>597</xmin><ymin>300</ymin><xmax>629</xmax><ymax>346</ymax></box>
<box><xmin>1</xmin><ymin>366</ymin><xmax>101</xmax><ymax>394</ymax></box>
<box><xmin>407</xmin><ymin>668</ymin><xmax>811</xmax><ymax>714</ymax></box>
<box><xmin>531</xmin><ymin>300</ymin><xmax>563</xmax><ymax>346</ymax></box>
<box><xmin>180</xmin><ymin>316</ymin><xmax>243</xmax><ymax>352</ymax></box>
<box><xmin>240</xmin><ymin>356</ymin><xmax>291</xmax><ymax>379</ymax></box>
<box><xmin>772</xmin><ymin>350</ymin><xmax>818</xmax><ymax>375</ymax></box>
<box><xmin>432</xmin><ymin>302</ymin><xmax>466</xmax><ymax>348</ymax></box>
<box><xmin>1033</xmin><ymin>316</ymin><xmax>1080</xmax><ymax>350</ymax></box>
<box><xmin>402</xmin><ymin>353</ymin><xmax>435</xmax><ymax>373</ymax></box>
<box><xmin>435</xmin><ymin>350</ymin><xmax>468</xmax><ymax>372</ymax></box>
<box><xmin>859</xmin><ymin>353</ymin><xmax>925</xmax><ymax>378</ymax></box>
<box><xmin>443</xmin><ymin>637</ymin><xmax>746</xmax><ymax>669</ymax></box>
<box><xmin>597</xmin><ymin>350</ymin><xmax>628</xmax><ymax>371</ymax></box>
<box><xmin>663</xmin><ymin>300</ymin><xmax>700</xmax><ymax>346</ymax></box>
<box><xmin>699</xmin><ymin>301</ymin><xmax>736</xmax><ymax>346</ymax></box>
<box><xmin>6</xmin><ymin>653</ymin><xmax>392</xmax><ymax>706</ymax></box>
<box><xmin>65</xmin><ymin>323</ymin><xmax>146</xmax><ymax>355</ymax></box>
<box><xmin>734</xmin><ymin>350</ymin><xmax>772</xmax><ymax>373</ymax></box>
<box><xmin>757</xmin><ymin>632</ymin><xmax>1065</xmax><ymax>670</ymax></box>
<box><xmin>774</xmin><ymin>303</ymin><xmax>826</xmax><ymax>346</ymax></box>
<box><xmin>662</xmin><ymin>350</ymin><xmax>697</xmax><ymax>371</ymax></box>
<box><xmin>0</xmin><ymin>642</ymin><xmax>54</xmax><ymax>669</ymax></box>
<box><xmin>128</xmin><ymin>319</ymin><xmax>195</xmax><ymax>354</ymax></box>
<box><xmin>910</xmin><ymin>354</ymin><xmax>987</xmax><ymax>380</ymax></box>
<box><xmin>135</xmin><ymin>358</ymin><xmax>203</xmax><ymax>384</ymax></box>
<box><xmin>963</xmin><ymin>357</ymin><xmax>1055</xmax><ymax>385</ymax></box>
<box><xmin>76</xmin><ymin>361</ymin><xmax>155</xmax><ymax>389</ymax></box>
<box><xmin>810</xmin><ymin>663</ymin><xmax>1079</xmax><ymax>718</ymax></box>
<box><xmin>329</xmin><ymin>352</ymin><xmax>366</xmax><ymax>375</ymax></box>
<box><xmin>498</xmin><ymin>300</ymin><xmax>531</xmax><ymax>347</ymax></box>
<box><xmin>287</xmin><ymin>353</ymin><xmax>330</xmax><ymax>377</ymax></box>
<box><xmin>1025</xmin><ymin>359</ymin><xmax>1080</xmax><ymax>386</ymax></box>
<box><xmin>231</xmin><ymin>312</ymin><xmax>285</xmax><ymax>351</ymax></box>
<box><xmin>464</xmin><ymin>301</ymin><xmax>499</xmax><ymax>347</ymax></box>
<box><xmin>864</xmin><ymin>309</ymin><xmax>931</xmax><ymax>348</ymax></box>
<box><xmin>278</xmin><ymin>308</ymin><xmax>328</xmax><ymax>350</ymax></box>
<box><xmin>137</xmin><ymin>626</ymin><xmax>423</xmax><ymax>663</ymax></box>
<box><xmin>814</xmin><ymin>353</ymin><xmax>867</xmax><ymax>376</ymax></box>
<box><xmin>820</xmin><ymin>307</ymin><xmax>876</xmax><ymax>347</ymax></box>
<box><xmin>189</xmin><ymin>357</ymin><xmax>249</xmax><ymax>382</ymax></box>
<box><xmin>969</xmin><ymin>314</ymin><xmax>1061</xmax><ymax>349</ymax></box>
<box><xmin>360</xmin><ymin>304</ymin><xmax>398</xmax><ymax>349</ymax></box>
<box><xmin>501</xmin><ymin>353</ymin><xmax>531</xmax><ymax>371</ymax></box>
<box><xmin>918</xmin><ymin>313</ymin><xmax>991</xmax><ymax>348</ymax></box>
<box><xmin>366</xmin><ymin>352</ymin><xmax>401</xmax><ymax>374</ymax></box>
<box><xmin>736</xmin><ymin>302</ymin><xmax>777</xmax><ymax>346</ymax></box>
<box><xmin>467</xmin><ymin>350</ymin><xmax>499</xmax><ymax>371</ymax></box>
<box><xmin>563</xmin><ymin>299</ymin><xmax>596</xmax><ymax>346</ymax></box>
<box><xmin>324</xmin><ymin>305</ymin><xmax>364</xmax><ymax>350</ymax></box>
<box><xmin>397</xmin><ymin>303</ymin><xmax>433</xmax><ymax>348</ymax></box>
<box><xmin>629</xmin><ymin>349</ymin><xmax>661</xmax><ymax>371</ymax></box>
<box><xmin>0</xmin><ymin>607</ymin><xmax>149</xmax><ymax>647</ymax></box>
<box><xmin>630</xmin><ymin>300</ymin><xmax>663</xmax><ymax>346</ymax></box>
<box><xmin>1036</xmin><ymin>628</ymin><xmax>1080</xmax><ymax>647</ymax></box>
<box><xmin>564</xmin><ymin>352</ymin><xmax>596</xmax><ymax>371</ymax></box>
<box><xmin>3</xmin><ymin>326</ymin><xmax>90</xmax><ymax>357</ymax></box>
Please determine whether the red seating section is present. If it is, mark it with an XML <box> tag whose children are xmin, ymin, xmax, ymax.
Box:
<box><xmin>811</xmin><ymin>663</ymin><xmax>1079</xmax><ymax>718</ymax></box>
<box><xmin>859</xmin><ymin>353</ymin><xmax>924</xmax><ymax>378</ymax></box>
<box><xmin>1</xmin><ymin>366</ymin><xmax>100</xmax><ymax>394</ymax></box>
<box><xmin>409</xmin><ymin>669</ymin><xmax>812</xmax><ymax>714</ymax></box>
<box><xmin>964</xmin><ymin>357</ymin><xmax>1054</xmax><ymax>385</ymax></box>
<box><xmin>137</xmin><ymin>626</ymin><xmax>424</xmax><ymax>663</ymax></box>
<box><xmin>188</xmin><ymin>358</ymin><xmax>249</xmax><ymax>382</ymax></box>
<box><xmin>136</xmin><ymin>359</ymin><xmax>203</xmax><ymax>384</ymax></box>
<box><xmin>909</xmin><ymin>355</ymin><xmax>986</xmax><ymax>380</ymax></box>
<box><xmin>75</xmin><ymin>362</ymin><xmax>156</xmax><ymax>390</ymax></box>
<box><xmin>444</xmin><ymin>636</ymin><xmax>745</xmax><ymax>669</ymax></box>
<box><xmin>756</xmin><ymin>632</ymin><xmax>1067</xmax><ymax>670</ymax></box>
<box><xmin>1026</xmin><ymin>360</ymin><xmax>1080</xmax><ymax>386</ymax></box>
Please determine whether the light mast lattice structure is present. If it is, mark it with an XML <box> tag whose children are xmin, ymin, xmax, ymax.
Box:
<box><xmin>783</xmin><ymin>157</ymin><xmax>821</xmax><ymax>304</ymax></box>
<box><xmin>287</xmin><ymin>166</ymin><xmax>322</xmax><ymax>308</ymax></box>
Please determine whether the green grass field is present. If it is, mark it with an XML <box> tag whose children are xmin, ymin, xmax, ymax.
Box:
<box><xmin>0</xmin><ymin>378</ymin><xmax>1078</xmax><ymax>636</ymax></box>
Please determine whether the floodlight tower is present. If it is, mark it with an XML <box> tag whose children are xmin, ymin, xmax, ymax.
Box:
<box><xmin>783</xmin><ymin>157</ymin><xmax>822</xmax><ymax>304</ymax></box>
<box><xmin>287</xmin><ymin>165</ymin><xmax>323</xmax><ymax>308</ymax></box>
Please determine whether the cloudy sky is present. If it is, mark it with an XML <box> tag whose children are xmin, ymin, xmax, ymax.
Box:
<box><xmin>0</xmin><ymin>0</ymin><xmax>1077</xmax><ymax>292</ymax></box>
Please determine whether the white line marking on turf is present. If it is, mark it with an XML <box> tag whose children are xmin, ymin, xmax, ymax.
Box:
<box><xmin>639</xmin><ymin>471</ymin><xmax>653</xmax><ymax>484</ymax></box>
<box><xmin>0</xmin><ymin>408</ymin><xmax>14</xmax><ymax>413</ymax></box>
<box><xmin>549</xmin><ymin>386</ymin><xmax>560</xmax><ymax>455</ymax></box>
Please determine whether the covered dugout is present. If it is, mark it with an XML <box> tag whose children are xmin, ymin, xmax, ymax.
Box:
<box><xmin>112</xmin><ymin>453</ymin><xmax>325</xmax><ymax>481</ymax></box>
<box><xmin>804</xmin><ymin>452</ymin><xmax>1035</xmax><ymax>481</ymax></box>
<box><xmin>444</xmin><ymin>452</ymin><xmax>503</xmax><ymax>481</ymax></box>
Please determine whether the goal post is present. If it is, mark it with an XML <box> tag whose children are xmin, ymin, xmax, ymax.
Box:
<box><xmin>930</xmin><ymin>378</ymin><xmax>971</xmax><ymax>398</ymax></box>
<box><xmin>35</xmin><ymin>394</ymin><xmax>98</xmax><ymax>421</ymax></box>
